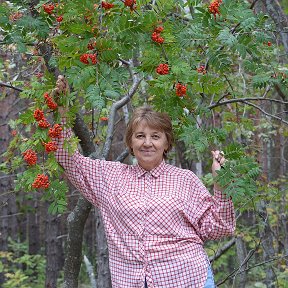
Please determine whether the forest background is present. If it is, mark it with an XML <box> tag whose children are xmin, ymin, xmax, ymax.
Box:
<box><xmin>0</xmin><ymin>0</ymin><xmax>288</xmax><ymax>287</ymax></box>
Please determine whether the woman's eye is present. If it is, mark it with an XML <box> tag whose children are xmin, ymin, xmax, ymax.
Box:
<box><xmin>136</xmin><ymin>135</ymin><xmax>144</xmax><ymax>138</ymax></box>
<box><xmin>152</xmin><ymin>135</ymin><xmax>160</xmax><ymax>139</ymax></box>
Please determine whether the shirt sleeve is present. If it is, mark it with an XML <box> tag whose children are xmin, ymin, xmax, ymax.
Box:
<box><xmin>184</xmin><ymin>178</ymin><xmax>236</xmax><ymax>242</ymax></box>
<box><xmin>54</xmin><ymin>123</ymin><xmax>110</xmax><ymax>207</ymax></box>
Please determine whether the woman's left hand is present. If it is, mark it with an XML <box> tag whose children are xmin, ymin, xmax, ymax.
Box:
<box><xmin>211</xmin><ymin>150</ymin><xmax>225</xmax><ymax>189</ymax></box>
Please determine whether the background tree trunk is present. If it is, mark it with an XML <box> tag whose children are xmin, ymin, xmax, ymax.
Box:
<box><xmin>234</xmin><ymin>236</ymin><xmax>248</xmax><ymax>288</ymax></box>
<box><xmin>95</xmin><ymin>208</ymin><xmax>112</xmax><ymax>288</ymax></box>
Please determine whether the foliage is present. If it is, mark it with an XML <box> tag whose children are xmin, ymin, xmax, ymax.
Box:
<box><xmin>0</xmin><ymin>0</ymin><xmax>288</xmax><ymax>285</ymax></box>
<box><xmin>0</xmin><ymin>239</ymin><xmax>46</xmax><ymax>288</ymax></box>
<box><xmin>1</xmin><ymin>0</ymin><xmax>287</xmax><ymax>212</ymax></box>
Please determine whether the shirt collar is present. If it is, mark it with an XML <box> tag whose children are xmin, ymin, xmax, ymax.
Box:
<box><xmin>134</xmin><ymin>160</ymin><xmax>166</xmax><ymax>178</ymax></box>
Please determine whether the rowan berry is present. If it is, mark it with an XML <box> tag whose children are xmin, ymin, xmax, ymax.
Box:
<box><xmin>44</xmin><ymin>141</ymin><xmax>58</xmax><ymax>153</ymax></box>
<box><xmin>80</xmin><ymin>53</ymin><xmax>97</xmax><ymax>64</ymax></box>
<box><xmin>124</xmin><ymin>0</ymin><xmax>135</xmax><ymax>7</ymax></box>
<box><xmin>197</xmin><ymin>65</ymin><xmax>207</xmax><ymax>74</ymax></box>
<box><xmin>267</xmin><ymin>41</ymin><xmax>272</xmax><ymax>46</ymax></box>
<box><xmin>22</xmin><ymin>149</ymin><xmax>37</xmax><ymax>166</ymax></box>
<box><xmin>175</xmin><ymin>83</ymin><xmax>187</xmax><ymax>97</ymax></box>
<box><xmin>9</xmin><ymin>12</ymin><xmax>23</xmax><ymax>22</ymax></box>
<box><xmin>36</xmin><ymin>72</ymin><xmax>44</xmax><ymax>78</ymax></box>
<box><xmin>34</xmin><ymin>109</ymin><xmax>45</xmax><ymax>121</ymax></box>
<box><xmin>48</xmin><ymin>124</ymin><xmax>62</xmax><ymax>138</ymax></box>
<box><xmin>124</xmin><ymin>0</ymin><xmax>136</xmax><ymax>10</ymax></box>
<box><xmin>151</xmin><ymin>32</ymin><xmax>164</xmax><ymax>44</ymax></box>
<box><xmin>32</xmin><ymin>174</ymin><xmax>50</xmax><ymax>189</ymax></box>
<box><xmin>56</xmin><ymin>16</ymin><xmax>63</xmax><ymax>22</ymax></box>
<box><xmin>42</xmin><ymin>3</ymin><xmax>55</xmax><ymax>15</ymax></box>
<box><xmin>89</xmin><ymin>54</ymin><xmax>97</xmax><ymax>64</ymax></box>
<box><xmin>100</xmin><ymin>116</ymin><xmax>108</xmax><ymax>121</ymax></box>
<box><xmin>156</xmin><ymin>63</ymin><xmax>169</xmax><ymax>75</ymax></box>
<box><xmin>11</xmin><ymin>130</ymin><xmax>17</xmax><ymax>137</ymax></box>
<box><xmin>154</xmin><ymin>26</ymin><xmax>164</xmax><ymax>33</ymax></box>
<box><xmin>44</xmin><ymin>92</ymin><xmax>58</xmax><ymax>110</ymax></box>
<box><xmin>38</xmin><ymin>118</ymin><xmax>51</xmax><ymax>128</ymax></box>
<box><xmin>87</xmin><ymin>42</ymin><xmax>97</xmax><ymax>50</ymax></box>
<box><xmin>208</xmin><ymin>0</ymin><xmax>222</xmax><ymax>19</ymax></box>
<box><xmin>102</xmin><ymin>1</ymin><xmax>114</xmax><ymax>9</ymax></box>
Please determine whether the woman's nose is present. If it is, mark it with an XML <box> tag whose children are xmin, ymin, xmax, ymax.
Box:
<box><xmin>143</xmin><ymin>137</ymin><xmax>152</xmax><ymax>145</ymax></box>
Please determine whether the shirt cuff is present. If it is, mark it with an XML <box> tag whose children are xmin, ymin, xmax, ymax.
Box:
<box><xmin>214</xmin><ymin>187</ymin><xmax>230</xmax><ymax>200</ymax></box>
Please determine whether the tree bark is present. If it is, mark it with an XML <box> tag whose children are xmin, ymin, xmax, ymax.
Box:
<box><xmin>45</xmin><ymin>209</ymin><xmax>63</xmax><ymax>288</ymax></box>
<box><xmin>95</xmin><ymin>208</ymin><xmax>112</xmax><ymax>288</ymax></box>
<box><xmin>63</xmin><ymin>196</ymin><xmax>92</xmax><ymax>288</ymax></box>
<box><xmin>260</xmin><ymin>0</ymin><xmax>288</xmax><ymax>54</ymax></box>
<box><xmin>258</xmin><ymin>201</ymin><xmax>277</xmax><ymax>287</ymax></box>
<box><xmin>234</xmin><ymin>236</ymin><xmax>248</xmax><ymax>288</ymax></box>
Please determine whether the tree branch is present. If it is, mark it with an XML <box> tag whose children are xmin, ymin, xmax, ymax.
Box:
<box><xmin>209</xmin><ymin>97</ymin><xmax>288</xmax><ymax>110</ymax></box>
<box><xmin>102</xmin><ymin>61</ymin><xmax>142</xmax><ymax>159</ymax></box>
<box><xmin>209</xmin><ymin>97</ymin><xmax>288</xmax><ymax>125</ymax></box>
<box><xmin>0</xmin><ymin>82</ymin><xmax>23</xmax><ymax>92</ymax></box>
<box><xmin>243</xmin><ymin>100</ymin><xmax>288</xmax><ymax>125</ymax></box>
<box><xmin>209</xmin><ymin>237</ymin><xmax>236</xmax><ymax>262</ymax></box>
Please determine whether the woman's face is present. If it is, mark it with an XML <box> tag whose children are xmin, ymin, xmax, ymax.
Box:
<box><xmin>131</xmin><ymin>121</ymin><xmax>168</xmax><ymax>171</ymax></box>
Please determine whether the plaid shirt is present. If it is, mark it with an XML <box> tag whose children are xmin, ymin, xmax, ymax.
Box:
<box><xmin>56</xmin><ymin>127</ymin><xmax>235</xmax><ymax>288</ymax></box>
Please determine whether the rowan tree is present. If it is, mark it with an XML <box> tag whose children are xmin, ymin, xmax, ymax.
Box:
<box><xmin>1</xmin><ymin>0</ymin><xmax>288</xmax><ymax>287</ymax></box>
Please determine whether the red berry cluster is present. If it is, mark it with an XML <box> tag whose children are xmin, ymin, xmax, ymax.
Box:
<box><xmin>23</xmin><ymin>149</ymin><xmax>38</xmax><ymax>166</ymax></box>
<box><xmin>34</xmin><ymin>109</ymin><xmax>45</xmax><ymax>121</ymax></box>
<box><xmin>42</xmin><ymin>3</ymin><xmax>63</xmax><ymax>24</ymax></box>
<box><xmin>156</xmin><ymin>63</ymin><xmax>169</xmax><ymax>75</ymax></box>
<box><xmin>44</xmin><ymin>92</ymin><xmax>58</xmax><ymax>110</ymax></box>
<box><xmin>32</xmin><ymin>174</ymin><xmax>50</xmax><ymax>189</ymax></box>
<box><xmin>33</xmin><ymin>107</ymin><xmax>51</xmax><ymax>128</ymax></box>
<box><xmin>100</xmin><ymin>116</ymin><xmax>108</xmax><ymax>121</ymax></box>
<box><xmin>175</xmin><ymin>83</ymin><xmax>187</xmax><ymax>97</ymax></box>
<box><xmin>56</xmin><ymin>15</ymin><xmax>63</xmax><ymax>22</ymax></box>
<box><xmin>208</xmin><ymin>0</ymin><xmax>222</xmax><ymax>19</ymax></box>
<box><xmin>11</xmin><ymin>130</ymin><xmax>17</xmax><ymax>137</ymax></box>
<box><xmin>267</xmin><ymin>41</ymin><xmax>272</xmax><ymax>47</ymax></box>
<box><xmin>42</xmin><ymin>3</ymin><xmax>55</xmax><ymax>14</ymax></box>
<box><xmin>124</xmin><ymin>0</ymin><xmax>136</xmax><ymax>10</ymax></box>
<box><xmin>80</xmin><ymin>53</ymin><xmax>97</xmax><ymax>64</ymax></box>
<box><xmin>151</xmin><ymin>26</ymin><xmax>164</xmax><ymax>44</ymax></box>
<box><xmin>44</xmin><ymin>141</ymin><xmax>58</xmax><ymax>153</ymax></box>
<box><xmin>38</xmin><ymin>118</ymin><xmax>50</xmax><ymax>129</ymax></box>
<box><xmin>36</xmin><ymin>72</ymin><xmax>44</xmax><ymax>78</ymax></box>
<box><xmin>9</xmin><ymin>12</ymin><xmax>23</xmax><ymax>22</ymax></box>
<box><xmin>48</xmin><ymin>124</ymin><xmax>62</xmax><ymax>138</ymax></box>
<box><xmin>197</xmin><ymin>65</ymin><xmax>207</xmax><ymax>74</ymax></box>
<box><xmin>102</xmin><ymin>1</ymin><xmax>114</xmax><ymax>9</ymax></box>
<box><xmin>38</xmin><ymin>118</ymin><xmax>51</xmax><ymax>128</ymax></box>
<box><xmin>87</xmin><ymin>42</ymin><xmax>97</xmax><ymax>50</ymax></box>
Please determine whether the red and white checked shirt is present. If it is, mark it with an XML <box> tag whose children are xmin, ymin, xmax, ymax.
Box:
<box><xmin>56</xmin><ymin>127</ymin><xmax>235</xmax><ymax>288</ymax></box>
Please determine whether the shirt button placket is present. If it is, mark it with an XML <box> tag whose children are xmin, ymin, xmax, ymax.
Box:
<box><xmin>142</xmin><ymin>173</ymin><xmax>152</xmax><ymax>276</ymax></box>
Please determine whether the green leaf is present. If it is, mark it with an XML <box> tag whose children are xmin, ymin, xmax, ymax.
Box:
<box><xmin>217</xmin><ymin>28</ymin><xmax>238</xmax><ymax>47</ymax></box>
<box><xmin>85</xmin><ymin>85</ymin><xmax>105</xmax><ymax>109</ymax></box>
<box><xmin>19</xmin><ymin>110</ymin><xmax>34</xmax><ymax>125</ymax></box>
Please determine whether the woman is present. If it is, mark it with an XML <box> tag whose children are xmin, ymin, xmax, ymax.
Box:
<box><xmin>56</xmin><ymin>106</ymin><xmax>235</xmax><ymax>288</ymax></box>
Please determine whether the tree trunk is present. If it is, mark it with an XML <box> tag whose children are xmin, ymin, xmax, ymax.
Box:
<box><xmin>28</xmin><ymin>197</ymin><xmax>40</xmax><ymax>255</ymax></box>
<box><xmin>258</xmin><ymin>201</ymin><xmax>277</xmax><ymax>287</ymax></box>
<box><xmin>260</xmin><ymin>0</ymin><xmax>288</xmax><ymax>54</ymax></box>
<box><xmin>45</xmin><ymin>209</ymin><xmax>63</xmax><ymax>288</ymax></box>
<box><xmin>234</xmin><ymin>236</ymin><xmax>248</xmax><ymax>288</ymax></box>
<box><xmin>95</xmin><ymin>208</ymin><xmax>112</xmax><ymax>288</ymax></box>
<box><xmin>63</xmin><ymin>196</ymin><xmax>92</xmax><ymax>288</ymax></box>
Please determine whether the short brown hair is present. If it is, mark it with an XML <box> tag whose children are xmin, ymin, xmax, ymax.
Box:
<box><xmin>125</xmin><ymin>106</ymin><xmax>174</xmax><ymax>158</ymax></box>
